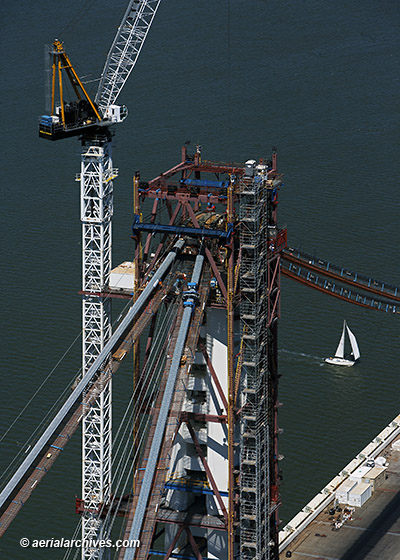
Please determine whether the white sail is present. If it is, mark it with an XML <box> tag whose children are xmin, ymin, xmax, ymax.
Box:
<box><xmin>334</xmin><ymin>321</ymin><xmax>346</xmax><ymax>358</ymax></box>
<box><xmin>346</xmin><ymin>323</ymin><xmax>360</xmax><ymax>361</ymax></box>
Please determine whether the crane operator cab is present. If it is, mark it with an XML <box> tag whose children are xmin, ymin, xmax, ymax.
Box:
<box><xmin>39</xmin><ymin>40</ymin><xmax>127</xmax><ymax>141</ymax></box>
<box><xmin>103</xmin><ymin>105</ymin><xmax>128</xmax><ymax>123</ymax></box>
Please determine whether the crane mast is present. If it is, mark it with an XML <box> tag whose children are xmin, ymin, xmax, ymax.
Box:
<box><xmin>78</xmin><ymin>132</ymin><xmax>115</xmax><ymax>559</ymax></box>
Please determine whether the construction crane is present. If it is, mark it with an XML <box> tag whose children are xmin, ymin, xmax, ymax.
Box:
<box><xmin>39</xmin><ymin>1</ymin><xmax>162</xmax><ymax>141</ymax></box>
<box><xmin>38</xmin><ymin>2</ymin><xmax>162</xmax><ymax>559</ymax></box>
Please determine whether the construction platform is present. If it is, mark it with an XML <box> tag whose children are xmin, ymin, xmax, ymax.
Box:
<box><xmin>279</xmin><ymin>415</ymin><xmax>400</xmax><ymax>560</ymax></box>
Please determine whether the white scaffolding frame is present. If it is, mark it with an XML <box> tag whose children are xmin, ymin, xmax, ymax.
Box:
<box><xmin>239</xmin><ymin>170</ymin><xmax>270</xmax><ymax>559</ymax></box>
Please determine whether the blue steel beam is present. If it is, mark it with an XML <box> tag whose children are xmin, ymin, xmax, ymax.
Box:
<box><xmin>182</xmin><ymin>178</ymin><xmax>228</xmax><ymax>189</ymax></box>
<box><xmin>133</xmin><ymin>221</ymin><xmax>230</xmax><ymax>240</ymax></box>
<box><xmin>164</xmin><ymin>482</ymin><xmax>229</xmax><ymax>497</ymax></box>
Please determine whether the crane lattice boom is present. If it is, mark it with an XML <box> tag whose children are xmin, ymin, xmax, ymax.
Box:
<box><xmin>95</xmin><ymin>0</ymin><xmax>162</xmax><ymax>117</ymax></box>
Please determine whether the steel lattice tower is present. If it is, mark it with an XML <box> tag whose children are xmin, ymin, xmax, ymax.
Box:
<box><xmin>118</xmin><ymin>150</ymin><xmax>285</xmax><ymax>560</ymax></box>
<box><xmin>78</xmin><ymin>133</ymin><xmax>116</xmax><ymax>558</ymax></box>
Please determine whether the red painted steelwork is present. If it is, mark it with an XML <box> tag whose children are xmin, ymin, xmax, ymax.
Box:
<box><xmin>199</xmin><ymin>343</ymin><xmax>229</xmax><ymax>412</ymax></box>
<box><xmin>185</xmin><ymin>527</ymin><xmax>203</xmax><ymax>560</ymax></box>
<box><xmin>180</xmin><ymin>411</ymin><xmax>227</xmax><ymax>424</ymax></box>
<box><xmin>163</xmin><ymin>525</ymin><xmax>185</xmax><ymax>560</ymax></box>
<box><xmin>149</xmin><ymin>160</ymin><xmax>243</xmax><ymax>189</ymax></box>
<box><xmin>281</xmin><ymin>267</ymin><xmax>397</xmax><ymax>311</ymax></box>
<box><xmin>275</xmin><ymin>228</ymin><xmax>287</xmax><ymax>253</ymax></box>
<box><xmin>282</xmin><ymin>268</ymin><xmax>400</xmax><ymax>311</ymax></box>
<box><xmin>185</xmin><ymin>420</ymin><xmax>228</xmax><ymax>525</ymax></box>
<box><xmin>149</xmin><ymin>161</ymin><xmax>193</xmax><ymax>186</ymax></box>
<box><xmin>268</xmin><ymin>255</ymin><xmax>282</xmax><ymax>328</ymax></box>
<box><xmin>141</xmin><ymin>189</ymin><xmax>230</xmax><ymax>205</ymax></box>
<box><xmin>140</xmin><ymin>201</ymin><xmax>182</xmax><ymax>280</ymax></box>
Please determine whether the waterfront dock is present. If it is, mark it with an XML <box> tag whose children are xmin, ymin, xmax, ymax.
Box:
<box><xmin>279</xmin><ymin>415</ymin><xmax>400</xmax><ymax>559</ymax></box>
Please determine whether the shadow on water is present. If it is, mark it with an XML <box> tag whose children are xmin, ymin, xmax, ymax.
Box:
<box><xmin>340</xmin><ymin>490</ymin><xmax>400</xmax><ymax>560</ymax></box>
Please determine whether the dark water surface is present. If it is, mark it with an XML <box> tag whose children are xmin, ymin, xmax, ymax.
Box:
<box><xmin>1</xmin><ymin>1</ymin><xmax>399</xmax><ymax>557</ymax></box>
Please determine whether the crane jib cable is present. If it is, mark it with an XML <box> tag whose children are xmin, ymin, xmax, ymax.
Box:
<box><xmin>0</xmin><ymin>239</ymin><xmax>185</xmax><ymax>513</ymax></box>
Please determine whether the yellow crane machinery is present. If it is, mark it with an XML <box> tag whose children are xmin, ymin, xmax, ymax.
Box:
<box><xmin>39</xmin><ymin>39</ymin><xmax>127</xmax><ymax>140</ymax></box>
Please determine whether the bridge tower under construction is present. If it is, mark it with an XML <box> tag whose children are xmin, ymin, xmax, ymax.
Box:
<box><xmin>117</xmin><ymin>146</ymin><xmax>287</xmax><ymax>560</ymax></box>
<box><xmin>3</xmin><ymin>139</ymin><xmax>399</xmax><ymax>557</ymax></box>
<box><xmin>0</xmin><ymin>144</ymin><xmax>287</xmax><ymax>560</ymax></box>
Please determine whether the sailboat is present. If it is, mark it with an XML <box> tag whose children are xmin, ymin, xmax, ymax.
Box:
<box><xmin>324</xmin><ymin>320</ymin><xmax>360</xmax><ymax>367</ymax></box>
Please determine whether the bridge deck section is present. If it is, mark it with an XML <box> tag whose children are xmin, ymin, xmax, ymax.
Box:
<box><xmin>281</xmin><ymin>260</ymin><xmax>399</xmax><ymax>313</ymax></box>
<box><xmin>283</xmin><ymin>248</ymin><xmax>400</xmax><ymax>302</ymax></box>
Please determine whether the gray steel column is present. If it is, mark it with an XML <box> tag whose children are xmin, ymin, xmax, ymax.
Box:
<box><xmin>123</xmin><ymin>253</ymin><xmax>204</xmax><ymax>559</ymax></box>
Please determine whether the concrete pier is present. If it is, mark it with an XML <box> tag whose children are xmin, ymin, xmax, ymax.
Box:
<box><xmin>279</xmin><ymin>414</ymin><xmax>400</xmax><ymax>559</ymax></box>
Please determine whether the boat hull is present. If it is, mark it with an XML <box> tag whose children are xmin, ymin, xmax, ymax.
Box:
<box><xmin>324</xmin><ymin>357</ymin><xmax>355</xmax><ymax>367</ymax></box>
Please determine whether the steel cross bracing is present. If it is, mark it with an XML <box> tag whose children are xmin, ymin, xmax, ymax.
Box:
<box><xmin>78</xmin><ymin>135</ymin><xmax>115</xmax><ymax>558</ymax></box>
<box><xmin>95</xmin><ymin>0</ymin><xmax>162</xmax><ymax>116</ymax></box>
